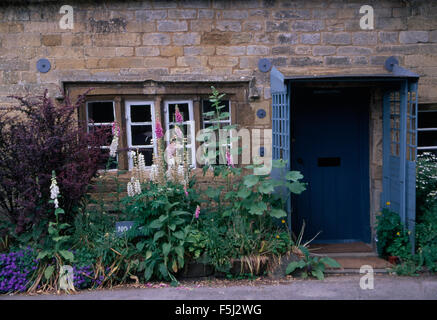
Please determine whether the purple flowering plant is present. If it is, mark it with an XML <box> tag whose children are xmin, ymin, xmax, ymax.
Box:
<box><xmin>72</xmin><ymin>264</ymin><xmax>104</xmax><ymax>289</ymax></box>
<box><xmin>0</xmin><ymin>246</ymin><xmax>106</xmax><ymax>293</ymax></box>
<box><xmin>0</xmin><ymin>247</ymin><xmax>38</xmax><ymax>293</ymax></box>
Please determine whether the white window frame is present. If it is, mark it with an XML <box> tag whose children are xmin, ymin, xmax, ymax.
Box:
<box><xmin>86</xmin><ymin>100</ymin><xmax>118</xmax><ymax>171</ymax></box>
<box><xmin>125</xmin><ymin>100</ymin><xmax>156</xmax><ymax>170</ymax></box>
<box><xmin>164</xmin><ymin>100</ymin><xmax>196</xmax><ymax>168</ymax></box>
<box><xmin>418</xmin><ymin>109</ymin><xmax>437</xmax><ymax>152</ymax></box>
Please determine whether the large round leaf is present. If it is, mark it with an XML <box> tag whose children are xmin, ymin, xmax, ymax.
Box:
<box><xmin>243</xmin><ymin>175</ymin><xmax>259</xmax><ymax>188</ymax></box>
<box><xmin>270</xmin><ymin>208</ymin><xmax>287</xmax><ymax>218</ymax></box>
<box><xmin>285</xmin><ymin>171</ymin><xmax>304</xmax><ymax>182</ymax></box>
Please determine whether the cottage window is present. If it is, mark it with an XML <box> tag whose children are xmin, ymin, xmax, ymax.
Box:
<box><xmin>125</xmin><ymin>101</ymin><xmax>156</xmax><ymax>169</ymax></box>
<box><xmin>86</xmin><ymin>100</ymin><xmax>117</xmax><ymax>169</ymax></box>
<box><xmin>418</xmin><ymin>105</ymin><xmax>437</xmax><ymax>156</ymax></box>
<box><xmin>201</xmin><ymin>99</ymin><xmax>231</xmax><ymax>126</ymax></box>
<box><xmin>201</xmin><ymin>99</ymin><xmax>232</xmax><ymax>164</ymax></box>
<box><xmin>164</xmin><ymin>101</ymin><xmax>196</xmax><ymax>168</ymax></box>
<box><xmin>68</xmin><ymin>81</ymin><xmax>248</xmax><ymax>171</ymax></box>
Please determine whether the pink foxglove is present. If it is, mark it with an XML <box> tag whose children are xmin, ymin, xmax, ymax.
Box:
<box><xmin>155</xmin><ymin>121</ymin><xmax>164</xmax><ymax>139</ymax></box>
<box><xmin>175</xmin><ymin>106</ymin><xmax>183</xmax><ymax>123</ymax></box>
<box><xmin>226</xmin><ymin>149</ymin><xmax>235</xmax><ymax>168</ymax></box>
<box><xmin>174</xmin><ymin>126</ymin><xmax>183</xmax><ymax>139</ymax></box>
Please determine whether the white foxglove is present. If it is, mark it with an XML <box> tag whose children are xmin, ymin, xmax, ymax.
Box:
<box><xmin>109</xmin><ymin>122</ymin><xmax>120</xmax><ymax>157</ymax></box>
<box><xmin>50</xmin><ymin>174</ymin><xmax>60</xmax><ymax>208</ymax></box>
<box><xmin>109</xmin><ymin>136</ymin><xmax>118</xmax><ymax>157</ymax></box>
<box><xmin>150</xmin><ymin>164</ymin><xmax>157</xmax><ymax>181</ymax></box>
<box><xmin>177</xmin><ymin>165</ymin><xmax>184</xmax><ymax>179</ymax></box>
<box><xmin>138</xmin><ymin>153</ymin><xmax>146</xmax><ymax>173</ymax></box>
<box><xmin>127</xmin><ymin>178</ymin><xmax>134</xmax><ymax>197</ymax></box>
<box><xmin>127</xmin><ymin>177</ymin><xmax>141</xmax><ymax>197</ymax></box>
<box><xmin>134</xmin><ymin>178</ymin><xmax>141</xmax><ymax>194</ymax></box>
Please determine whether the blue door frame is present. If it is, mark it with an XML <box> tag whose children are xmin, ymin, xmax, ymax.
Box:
<box><xmin>382</xmin><ymin>80</ymin><xmax>418</xmax><ymax>251</ymax></box>
<box><xmin>271</xmin><ymin>67</ymin><xmax>419</xmax><ymax>249</ymax></box>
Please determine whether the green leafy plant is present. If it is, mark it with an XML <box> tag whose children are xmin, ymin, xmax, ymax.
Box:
<box><xmin>416</xmin><ymin>152</ymin><xmax>437</xmax><ymax>215</ymax></box>
<box><xmin>223</xmin><ymin>161</ymin><xmax>306</xmax><ymax>220</ymax></box>
<box><xmin>199</xmin><ymin>86</ymin><xmax>238</xmax><ymax>172</ymax></box>
<box><xmin>30</xmin><ymin>172</ymin><xmax>75</xmax><ymax>291</ymax></box>
<box><xmin>121</xmin><ymin>179</ymin><xmax>200</xmax><ymax>285</ymax></box>
<box><xmin>390</xmin><ymin>259</ymin><xmax>421</xmax><ymax>276</ymax></box>
<box><xmin>285</xmin><ymin>246</ymin><xmax>341</xmax><ymax>280</ymax></box>
<box><xmin>414</xmin><ymin>154</ymin><xmax>437</xmax><ymax>273</ymax></box>
<box><xmin>189</xmin><ymin>86</ymin><xmax>307</xmax><ymax>275</ymax></box>
<box><xmin>376</xmin><ymin>207</ymin><xmax>410</xmax><ymax>258</ymax></box>
<box><xmin>416</xmin><ymin>205</ymin><xmax>437</xmax><ymax>272</ymax></box>
<box><xmin>386</xmin><ymin>229</ymin><xmax>411</xmax><ymax>260</ymax></box>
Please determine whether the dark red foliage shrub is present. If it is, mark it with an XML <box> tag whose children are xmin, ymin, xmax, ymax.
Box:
<box><xmin>0</xmin><ymin>90</ymin><xmax>110</xmax><ymax>236</ymax></box>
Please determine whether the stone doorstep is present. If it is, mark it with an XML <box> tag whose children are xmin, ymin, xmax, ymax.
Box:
<box><xmin>322</xmin><ymin>256</ymin><xmax>393</xmax><ymax>273</ymax></box>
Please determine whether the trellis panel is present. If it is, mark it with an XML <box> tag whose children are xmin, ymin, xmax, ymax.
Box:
<box><xmin>270</xmin><ymin>67</ymin><xmax>291</xmax><ymax>226</ymax></box>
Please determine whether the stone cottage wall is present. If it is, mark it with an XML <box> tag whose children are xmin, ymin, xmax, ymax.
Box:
<box><xmin>1</xmin><ymin>0</ymin><xmax>435</xmax><ymax>242</ymax></box>
<box><xmin>1</xmin><ymin>0</ymin><xmax>435</xmax><ymax>186</ymax></box>
<box><xmin>1</xmin><ymin>0</ymin><xmax>436</xmax><ymax>110</ymax></box>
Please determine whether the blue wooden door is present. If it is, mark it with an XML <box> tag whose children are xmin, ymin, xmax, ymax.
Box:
<box><xmin>291</xmin><ymin>88</ymin><xmax>371</xmax><ymax>243</ymax></box>
<box><xmin>382</xmin><ymin>81</ymin><xmax>418</xmax><ymax>251</ymax></box>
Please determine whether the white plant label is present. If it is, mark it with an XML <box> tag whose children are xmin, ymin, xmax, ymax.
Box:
<box><xmin>59</xmin><ymin>265</ymin><xmax>75</xmax><ymax>291</ymax></box>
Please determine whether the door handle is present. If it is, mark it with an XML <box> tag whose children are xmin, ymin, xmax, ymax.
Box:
<box><xmin>297</xmin><ymin>158</ymin><xmax>304</xmax><ymax>165</ymax></box>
